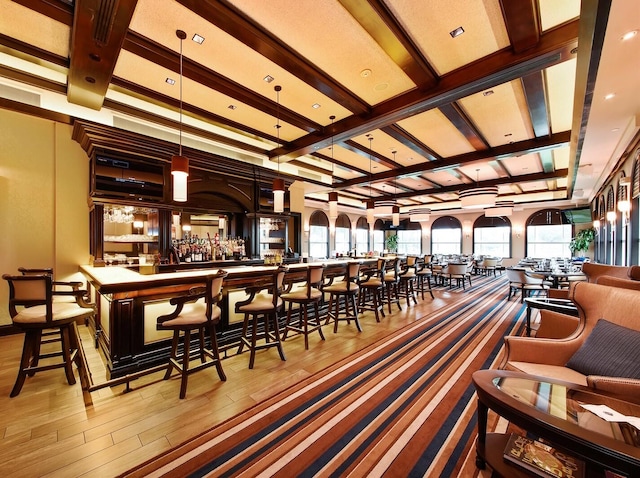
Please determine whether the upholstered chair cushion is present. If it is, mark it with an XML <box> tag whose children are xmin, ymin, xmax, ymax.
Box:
<box><xmin>566</xmin><ymin>319</ymin><xmax>640</xmax><ymax>379</ymax></box>
<box><xmin>160</xmin><ymin>299</ymin><xmax>222</xmax><ymax>328</ymax></box>
<box><xmin>238</xmin><ymin>293</ymin><xmax>282</xmax><ymax>312</ymax></box>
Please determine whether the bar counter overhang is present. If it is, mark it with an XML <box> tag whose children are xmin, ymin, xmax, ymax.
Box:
<box><xmin>80</xmin><ymin>258</ymin><xmax>375</xmax><ymax>378</ymax></box>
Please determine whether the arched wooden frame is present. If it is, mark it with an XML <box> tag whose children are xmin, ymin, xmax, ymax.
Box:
<box><xmin>335</xmin><ymin>213</ymin><xmax>351</xmax><ymax>229</ymax></box>
<box><xmin>526</xmin><ymin>209</ymin><xmax>571</xmax><ymax>226</ymax></box>
<box><xmin>310</xmin><ymin>210</ymin><xmax>329</xmax><ymax>227</ymax></box>
<box><xmin>356</xmin><ymin>216</ymin><xmax>368</xmax><ymax>230</ymax></box>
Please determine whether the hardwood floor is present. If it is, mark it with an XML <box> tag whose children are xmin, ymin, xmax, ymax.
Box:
<box><xmin>0</xmin><ymin>289</ymin><xmax>494</xmax><ymax>477</ymax></box>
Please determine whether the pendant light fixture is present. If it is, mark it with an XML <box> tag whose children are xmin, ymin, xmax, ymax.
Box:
<box><xmin>273</xmin><ymin>85</ymin><xmax>285</xmax><ymax>213</ymax></box>
<box><xmin>392</xmin><ymin>150</ymin><xmax>400</xmax><ymax>226</ymax></box>
<box><xmin>328</xmin><ymin>115</ymin><xmax>338</xmax><ymax>220</ymax></box>
<box><xmin>171</xmin><ymin>29</ymin><xmax>189</xmax><ymax>202</ymax></box>
<box><xmin>459</xmin><ymin>168</ymin><xmax>497</xmax><ymax>209</ymax></box>
<box><xmin>366</xmin><ymin>135</ymin><xmax>375</xmax><ymax>226</ymax></box>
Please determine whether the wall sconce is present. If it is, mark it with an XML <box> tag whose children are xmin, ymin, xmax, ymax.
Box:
<box><xmin>513</xmin><ymin>225</ymin><xmax>524</xmax><ymax>238</ymax></box>
<box><xmin>462</xmin><ymin>220</ymin><xmax>472</xmax><ymax>238</ymax></box>
<box><xmin>593</xmin><ymin>219</ymin><xmax>601</xmax><ymax>229</ymax></box>
<box><xmin>218</xmin><ymin>215</ymin><xmax>226</xmax><ymax>230</ymax></box>
<box><xmin>606</xmin><ymin>210</ymin><xmax>617</xmax><ymax>225</ymax></box>
<box><xmin>618</xmin><ymin>200</ymin><xmax>630</xmax><ymax>226</ymax></box>
<box><xmin>303</xmin><ymin>222</ymin><xmax>310</xmax><ymax>233</ymax></box>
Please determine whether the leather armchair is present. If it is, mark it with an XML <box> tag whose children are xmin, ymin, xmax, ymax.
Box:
<box><xmin>500</xmin><ymin>281</ymin><xmax>640</xmax><ymax>399</ymax></box>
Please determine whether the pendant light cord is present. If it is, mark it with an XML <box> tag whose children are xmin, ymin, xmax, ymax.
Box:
<box><xmin>275</xmin><ymin>85</ymin><xmax>282</xmax><ymax>177</ymax></box>
<box><xmin>176</xmin><ymin>29</ymin><xmax>187</xmax><ymax>157</ymax></box>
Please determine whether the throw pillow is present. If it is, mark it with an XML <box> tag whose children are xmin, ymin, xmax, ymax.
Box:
<box><xmin>566</xmin><ymin>319</ymin><xmax>640</xmax><ymax>379</ymax></box>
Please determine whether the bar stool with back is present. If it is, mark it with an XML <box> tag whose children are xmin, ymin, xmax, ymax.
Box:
<box><xmin>323</xmin><ymin>261</ymin><xmax>362</xmax><ymax>333</ymax></box>
<box><xmin>358</xmin><ymin>257</ymin><xmax>387</xmax><ymax>322</ymax></box>
<box><xmin>3</xmin><ymin>273</ymin><xmax>94</xmax><ymax>397</ymax></box>
<box><xmin>281</xmin><ymin>264</ymin><xmax>326</xmax><ymax>349</ymax></box>
<box><xmin>236</xmin><ymin>266</ymin><xmax>288</xmax><ymax>368</ymax></box>
<box><xmin>156</xmin><ymin>270</ymin><xmax>228</xmax><ymax>399</ymax></box>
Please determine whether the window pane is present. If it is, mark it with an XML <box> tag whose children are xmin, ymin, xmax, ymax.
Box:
<box><xmin>527</xmin><ymin>224</ymin><xmax>572</xmax><ymax>258</ymax></box>
<box><xmin>373</xmin><ymin>230</ymin><xmax>384</xmax><ymax>253</ymax></box>
<box><xmin>474</xmin><ymin>226</ymin><xmax>510</xmax><ymax>257</ymax></box>
<box><xmin>397</xmin><ymin>230</ymin><xmax>421</xmax><ymax>255</ymax></box>
<box><xmin>309</xmin><ymin>225</ymin><xmax>328</xmax><ymax>259</ymax></box>
<box><xmin>356</xmin><ymin>228</ymin><xmax>369</xmax><ymax>254</ymax></box>
<box><xmin>432</xmin><ymin>228</ymin><xmax>461</xmax><ymax>254</ymax></box>
<box><xmin>335</xmin><ymin>227</ymin><xmax>351</xmax><ymax>254</ymax></box>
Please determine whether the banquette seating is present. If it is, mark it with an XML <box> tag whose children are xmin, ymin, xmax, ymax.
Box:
<box><xmin>500</xmin><ymin>281</ymin><xmax>640</xmax><ymax>398</ymax></box>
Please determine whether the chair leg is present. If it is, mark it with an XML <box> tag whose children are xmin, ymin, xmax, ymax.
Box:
<box><xmin>59</xmin><ymin>325</ymin><xmax>77</xmax><ymax>386</ymax></box>
<box><xmin>164</xmin><ymin>331</ymin><xmax>180</xmax><ymax>380</ymax></box>
<box><xmin>179</xmin><ymin>329</ymin><xmax>191</xmax><ymax>399</ymax></box>
<box><xmin>314</xmin><ymin>302</ymin><xmax>325</xmax><ymax>343</ymax></box>
<box><xmin>209</xmin><ymin>324</ymin><xmax>226</xmax><ymax>382</ymax></box>
<box><xmin>10</xmin><ymin>331</ymin><xmax>37</xmax><ymax>397</ymax></box>
<box><xmin>270</xmin><ymin>312</ymin><xmax>286</xmax><ymax>361</ymax></box>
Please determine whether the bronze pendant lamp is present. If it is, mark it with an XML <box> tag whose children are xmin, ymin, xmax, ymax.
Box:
<box><xmin>171</xmin><ymin>29</ymin><xmax>189</xmax><ymax>202</ymax></box>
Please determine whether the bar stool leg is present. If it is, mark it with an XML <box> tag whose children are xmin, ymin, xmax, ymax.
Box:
<box><xmin>179</xmin><ymin>329</ymin><xmax>191</xmax><ymax>399</ymax></box>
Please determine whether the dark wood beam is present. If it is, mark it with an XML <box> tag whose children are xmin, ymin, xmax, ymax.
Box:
<box><xmin>276</xmin><ymin>19</ymin><xmax>578</xmax><ymax>158</ymax></box>
<box><xmin>338</xmin><ymin>0</ymin><xmax>438</xmax><ymax>88</ymax></box>
<box><xmin>342</xmin><ymin>140</ymin><xmax>404</xmax><ymax>169</ymax></box>
<box><xmin>521</xmin><ymin>71</ymin><xmax>550</xmax><ymax>137</ymax></box>
<box><xmin>310</xmin><ymin>152</ymin><xmax>370</xmax><ymax>176</ymax></box>
<box><xmin>335</xmin><ymin>130</ymin><xmax>571</xmax><ymax>189</ymax></box>
<box><xmin>381</xmin><ymin>125</ymin><xmax>440</xmax><ymax>161</ymax></box>
<box><xmin>67</xmin><ymin>0</ymin><xmax>138</xmax><ymax>110</ymax></box>
<box><xmin>122</xmin><ymin>32</ymin><xmax>321</xmax><ymax>134</ymax></box>
<box><xmin>439</xmin><ymin>103</ymin><xmax>490</xmax><ymax>151</ymax></box>
<box><xmin>176</xmin><ymin>0</ymin><xmax>370</xmax><ymax>115</ymax></box>
<box><xmin>0</xmin><ymin>33</ymin><xmax>69</xmax><ymax>69</ymax></box>
<box><xmin>499</xmin><ymin>0</ymin><xmax>540</xmax><ymax>53</ymax></box>
<box><xmin>0</xmin><ymin>97</ymin><xmax>72</xmax><ymax>124</ymax></box>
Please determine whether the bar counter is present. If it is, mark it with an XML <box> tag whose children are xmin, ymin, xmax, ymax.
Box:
<box><xmin>80</xmin><ymin>258</ymin><xmax>375</xmax><ymax>378</ymax></box>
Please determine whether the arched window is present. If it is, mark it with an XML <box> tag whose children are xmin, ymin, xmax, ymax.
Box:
<box><xmin>373</xmin><ymin>219</ymin><xmax>385</xmax><ymax>253</ymax></box>
<box><xmin>355</xmin><ymin>217</ymin><xmax>369</xmax><ymax>254</ymax></box>
<box><xmin>309</xmin><ymin>210</ymin><xmax>329</xmax><ymax>259</ymax></box>
<box><xmin>526</xmin><ymin>209</ymin><xmax>571</xmax><ymax>258</ymax></box>
<box><xmin>473</xmin><ymin>216</ymin><xmax>511</xmax><ymax>257</ymax></box>
<box><xmin>396</xmin><ymin>220</ymin><xmax>422</xmax><ymax>255</ymax></box>
<box><xmin>334</xmin><ymin>213</ymin><xmax>351</xmax><ymax>255</ymax></box>
<box><xmin>431</xmin><ymin>216</ymin><xmax>462</xmax><ymax>254</ymax></box>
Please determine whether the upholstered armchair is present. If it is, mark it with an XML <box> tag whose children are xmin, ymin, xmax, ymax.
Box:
<box><xmin>500</xmin><ymin>282</ymin><xmax>640</xmax><ymax>399</ymax></box>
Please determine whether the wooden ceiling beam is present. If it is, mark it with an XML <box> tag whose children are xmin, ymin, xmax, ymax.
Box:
<box><xmin>276</xmin><ymin>19</ymin><xmax>578</xmax><ymax>159</ymax></box>
<box><xmin>334</xmin><ymin>130</ymin><xmax>571</xmax><ymax>189</ymax></box>
<box><xmin>381</xmin><ymin>125</ymin><xmax>440</xmax><ymax>161</ymax></box>
<box><xmin>439</xmin><ymin>103</ymin><xmax>491</xmax><ymax>151</ymax></box>
<box><xmin>521</xmin><ymin>71</ymin><xmax>550</xmax><ymax>137</ymax></box>
<box><xmin>499</xmin><ymin>0</ymin><xmax>540</xmax><ymax>53</ymax></box>
<box><xmin>341</xmin><ymin>140</ymin><xmax>403</xmax><ymax>169</ymax></box>
<box><xmin>12</xmin><ymin>0</ymin><xmax>73</xmax><ymax>25</ymax></box>
<box><xmin>338</xmin><ymin>0</ymin><xmax>438</xmax><ymax>88</ymax></box>
<box><xmin>176</xmin><ymin>0</ymin><xmax>370</xmax><ymax>115</ymax></box>
<box><xmin>67</xmin><ymin>0</ymin><xmax>138</xmax><ymax>110</ymax></box>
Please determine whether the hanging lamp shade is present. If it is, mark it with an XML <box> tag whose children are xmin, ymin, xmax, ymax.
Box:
<box><xmin>218</xmin><ymin>215</ymin><xmax>226</xmax><ymax>230</ymax></box>
<box><xmin>484</xmin><ymin>200</ymin><xmax>514</xmax><ymax>217</ymax></box>
<box><xmin>392</xmin><ymin>205</ymin><xmax>400</xmax><ymax>226</ymax></box>
<box><xmin>273</xmin><ymin>177</ymin><xmax>285</xmax><ymax>213</ymax></box>
<box><xmin>409</xmin><ymin>208</ymin><xmax>431</xmax><ymax>222</ymax></box>
<box><xmin>374</xmin><ymin>200</ymin><xmax>395</xmax><ymax>217</ymax></box>
<box><xmin>328</xmin><ymin>191</ymin><xmax>338</xmax><ymax>219</ymax></box>
<box><xmin>366</xmin><ymin>199</ymin><xmax>375</xmax><ymax>226</ymax></box>
<box><xmin>459</xmin><ymin>186</ymin><xmax>498</xmax><ymax>209</ymax></box>
<box><xmin>171</xmin><ymin>154</ymin><xmax>189</xmax><ymax>202</ymax></box>
<box><xmin>172</xmin><ymin>29</ymin><xmax>189</xmax><ymax>203</ymax></box>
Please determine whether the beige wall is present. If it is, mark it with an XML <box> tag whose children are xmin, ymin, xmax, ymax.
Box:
<box><xmin>0</xmin><ymin>109</ymin><xmax>89</xmax><ymax>326</ymax></box>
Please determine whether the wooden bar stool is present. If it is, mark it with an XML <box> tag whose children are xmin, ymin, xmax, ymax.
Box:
<box><xmin>236</xmin><ymin>266</ymin><xmax>287</xmax><ymax>369</ymax></box>
<box><xmin>358</xmin><ymin>258</ymin><xmax>387</xmax><ymax>322</ymax></box>
<box><xmin>156</xmin><ymin>270</ymin><xmax>228</xmax><ymax>399</ymax></box>
<box><xmin>281</xmin><ymin>264</ymin><xmax>325</xmax><ymax>349</ymax></box>
<box><xmin>416</xmin><ymin>256</ymin><xmax>435</xmax><ymax>300</ymax></box>
<box><xmin>3</xmin><ymin>274</ymin><xmax>94</xmax><ymax>397</ymax></box>
<box><xmin>397</xmin><ymin>256</ymin><xmax>419</xmax><ymax>306</ymax></box>
<box><xmin>323</xmin><ymin>261</ymin><xmax>361</xmax><ymax>333</ymax></box>
<box><xmin>383</xmin><ymin>258</ymin><xmax>402</xmax><ymax>313</ymax></box>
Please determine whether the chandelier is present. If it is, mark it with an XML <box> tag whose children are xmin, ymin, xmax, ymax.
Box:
<box><xmin>459</xmin><ymin>169</ymin><xmax>497</xmax><ymax>209</ymax></box>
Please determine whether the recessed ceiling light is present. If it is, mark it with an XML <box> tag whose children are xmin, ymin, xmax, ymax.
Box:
<box><xmin>360</xmin><ymin>69</ymin><xmax>372</xmax><ymax>78</ymax></box>
<box><xmin>604</xmin><ymin>93</ymin><xmax>616</xmax><ymax>100</ymax></box>
<box><xmin>621</xmin><ymin>30</ymin><xmax>637</xmax><ymax>41</ymax></box>
<box><xmin>612</xmin><ymin>128</ymin><xmax>620</xmax><ymax>132</ymax></box>
<box><xmin>504</xmin><ymin>133</ymin><xmax>512</xmax><ymax>137</ymax></box>
<box><xmin>228</xmin><ymin>104</ymin><xmax>237</xmax><ymax>110</ymax></box>
<box><xmin>312</xmin><ymin>103</ymin><xmax>321</xmax><ymax>109</ymax></box>
<box><xmin>192</xmin><ymin>34</ymin><xmax>205</xmax><ymax>44</ymax></box>
<box><xmin>449</xmin><ymin>26</ymin><xmax>464</xmax><ymax>38</ymax></box>
<box><xmin>263</xmin><ymin>75</ymin><xmax>274</xmax><ymax>83</ymax></box>
<box><xmin>483</xmin><ymin>90</ymin><xmax>494</xmax><ymax>96</ymax></box>
<box><xmin>166</xmin><ymin>78</ymin><xmax>175</xmax><ymax>85</ymax></box>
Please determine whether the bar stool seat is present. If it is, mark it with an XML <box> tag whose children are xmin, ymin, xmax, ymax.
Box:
<box><xmin>3</xmin><ymin>273</ymin><xmax>94</xmax><ymax>397</ymax></box>
<box><xmin>416</xmin><ymin>256</ymin><xmax>435</xmax><ymax>300</ymax></box>
<box><xmin>236</xmin><ymin>266</ymin><xmax>287</xmax><ymax>369</ymax></box>
<box><xmin>397</xmin><ymin>256</ymin><xmax>419</xmax><ymax>306</ymax></box>
<box><xmin>323</xmin><ymin>262</ymin><xmax>361</xmax><ymax>333</ymax></box>
<box><xmin>358</xmin><ymin>258</ymin><xmax>387</xmax><ymax>322</ymax></box>
<box><xmin>156</xmin><ymin>270</ymin><xmax>227</xmax><ymax>399</ymax></box>
<box><xmin>282</xmin><ymin>264</ymin><xmax>325</xmax><ymax>349</ymax></box>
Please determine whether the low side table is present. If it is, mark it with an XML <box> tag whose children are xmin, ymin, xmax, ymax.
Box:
<box><xmin>472</xmin><ymin>369</ymin><xmax>640</xmax><ymax>477</ymax></box>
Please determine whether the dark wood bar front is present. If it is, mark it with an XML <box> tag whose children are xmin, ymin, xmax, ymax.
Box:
<box><xmin>80</xmin><ymin>259</ymin><xmax>375</xmax><ymax>378</ymax></box>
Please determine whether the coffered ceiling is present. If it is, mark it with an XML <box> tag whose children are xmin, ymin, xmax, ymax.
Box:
<box><xmin>0</xmin><ymin>0</ymin><xmax>638</xmax><ymax>216</ymax></box>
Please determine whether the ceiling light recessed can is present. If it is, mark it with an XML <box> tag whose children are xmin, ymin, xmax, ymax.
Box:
<box><xmin>360</xmin><ymin>69</ymin><xmax>372</xmax><ymax>78</ymax></box>
<box><xmin>621</xmin><ymin>30</ymin><xmax>637</xmax><ymax>41</ymax></box>
<box><xmin>482</xmin><ymin>90</ymin><xmax>494</xmax><ymax>96</ymax></box>
<box><xmin>449</xmin><ymin>26</ymin><xmax>464</xmax><ymax>38</ymax></box>
<box><xmin>605</xmin><ymin>93</ymin><xmax>616</xmax><ymax>100</ymax></box>
<box><xmin>192</xmin><ymin>34</ymin><xmax>205</xmax><ymax>44</ymax></box>
<box><xmin>263</xmin><ymin>75</ymin><xmax>274</xmax><ymax>83</ymax></box>
<box><xmin>312</xmin><ymin>103</ymin><xmax>321</xmax><ymax>109</ymax></box>
<box><xmin>166</xmin><ymin>78</ymin><xmax>176</xmax><ymax>85</ymax></box>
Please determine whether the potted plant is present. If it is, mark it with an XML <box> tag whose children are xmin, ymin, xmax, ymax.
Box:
<box><xmin>569</xmin><ymin>227</ymin><xmax>596</xmax><ymax>258</ymax></box>
<box><xmin>385</xmin><ymin>234</ymin><xmax>398</xmax><ymax>254</ymax></box>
